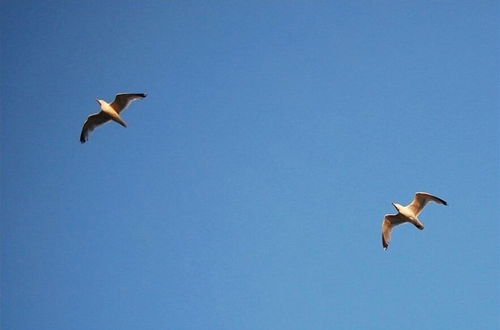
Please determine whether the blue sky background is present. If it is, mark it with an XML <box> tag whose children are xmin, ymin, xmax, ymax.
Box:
<box><xmin>1</xmin><ymin>1</ymin><xmax>498</xmax><ymax>329</ymax></box>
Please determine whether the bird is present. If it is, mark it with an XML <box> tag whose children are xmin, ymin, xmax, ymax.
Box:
<box><xmin>80</xmin><ymin>93</ymin><xmax>147</xmax><ymax>143</ymax></box>
<box><xmin>381</xmin><ymin>192</ymin><xmax>447</xmax><ymax>250</ymax></box>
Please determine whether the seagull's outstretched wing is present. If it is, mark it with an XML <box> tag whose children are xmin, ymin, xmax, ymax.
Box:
<box><xmin>382</xmin><ymin>214</ymin><xmax>405</xmax><ymax>250</ymax></box>
<box><xmin>80</xmin><ymin>113</ymin><xmax>110</xmax><ymax>143</ymax></box>
<box><xmin>407</xmin><ymin>192</ymin><xmax>447</xmax><ymax>216</ymax></box>
<box><xmin>110</xmin><ymin>93</ymin><xmax>147</xmax><ymax>113</ymax></box>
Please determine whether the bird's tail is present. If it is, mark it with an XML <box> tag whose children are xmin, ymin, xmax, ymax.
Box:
<box><xmin>410</xmin><ymin>218</ymin><xmax>425</xmax><ymax>230</ymax></box>
<box><xmin>112</xmin><ymin>115</ymin><xmax>127</xmax><ymax>128</ymax></box>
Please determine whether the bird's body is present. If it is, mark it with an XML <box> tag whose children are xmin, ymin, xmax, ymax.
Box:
<box><xmin>381</xmin><ymin>192</ymin><xmax>447</xmax><ymax>250</ymax></box>
<box><xmin>80</xmin><ymin>93</ymin><xmax>146</xmax><ymax>143</ymax></box>
<box><xmin>98</xmin><ymin>99</ymin><xmax>127</xmax><ymax>127</ymax></box>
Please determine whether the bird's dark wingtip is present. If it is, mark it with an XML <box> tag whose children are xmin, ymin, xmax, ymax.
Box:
<box><xmin>437</xmin><ymin>197</ymin><xmax>448</xmax><ymax>206</ymax></box>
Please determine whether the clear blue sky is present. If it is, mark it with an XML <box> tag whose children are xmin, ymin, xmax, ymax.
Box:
<box><xmin>1</xmin><ymin>1</ymin><xmax>498</xmax><ymax>329</ymax></box>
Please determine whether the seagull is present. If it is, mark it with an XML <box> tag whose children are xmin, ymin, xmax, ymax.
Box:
<box><xmin>381</xmin><ymin>192</ymin><xmax>447</xmax><ymax>250</ymax></box>
<box><xmin>80</xmin><ymin>93</ymin><xmax>147</xmax><ymax>143</ymax></box>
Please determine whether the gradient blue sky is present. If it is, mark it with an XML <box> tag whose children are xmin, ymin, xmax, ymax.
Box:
<box><xmin>1</xmin><ymin>1</ymin><xmax>498</xmax><ymax>329</ymax></box>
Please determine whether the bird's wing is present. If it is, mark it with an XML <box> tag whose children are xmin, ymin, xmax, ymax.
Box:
<box><xmin>80</xmin><ymin>112</ymin><xmax>110</xmax><ymax>143</ymax></box>
<box><xmin>382</xmin><ymin>214</ymin><xmax>405</xmax><ymax>250</ymax></box>
<box><xmin>407</xmin><ymin>192</ymin><xmax>447</xmax><ymax>216</ymax></box>
<box><xmin>110</xmin><ymin>93</ymin><xmax>147</xmax><ymax>113</ymax></box>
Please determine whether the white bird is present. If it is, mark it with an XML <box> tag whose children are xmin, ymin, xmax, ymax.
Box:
<box><xmin>381</xmin><ymin>192</ymin><xmax>447</xmax><ymax>250</ymax></box>
<box><xmin>80</xmin><ymin>93</ymin><xmax>147</xmax><ymax>143</ymax></box>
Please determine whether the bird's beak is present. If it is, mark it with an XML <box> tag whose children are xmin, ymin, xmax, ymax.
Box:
<box><xmin>96</xmin><ymin>99</ymin><xmax>100</xmax><ymax>104</ymax></box>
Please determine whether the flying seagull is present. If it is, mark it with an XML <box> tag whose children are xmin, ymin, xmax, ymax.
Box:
<box><xmin>80</xmin><ymin>93</ymin><xmax>147</xmax><ymax>143</ymax></box>
<box><xmin>381</xmin><ymin>192</ymin><xmax>447</xmax><ymax>250</ymax></box>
